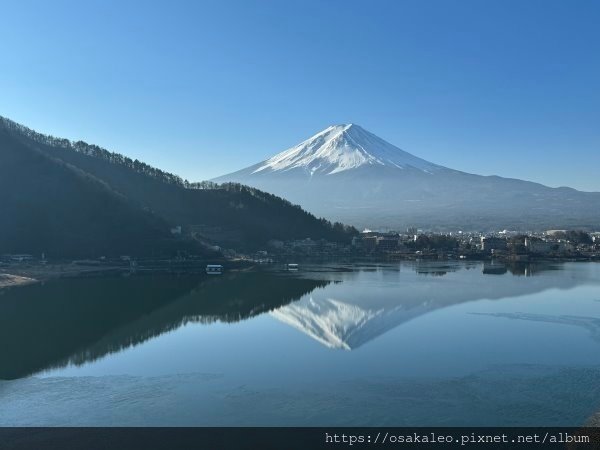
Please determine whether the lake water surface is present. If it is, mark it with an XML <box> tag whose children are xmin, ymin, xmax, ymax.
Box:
<box><xmin>1</xmin><ymin>261</ymin><xmax>600</xmax><ymax>426</ymax></box>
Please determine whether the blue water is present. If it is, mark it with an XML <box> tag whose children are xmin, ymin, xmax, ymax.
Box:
<box><xmin>1</xmin><ymin>261</ymin><xmax>599</xmax><ymax>426</ymax></box>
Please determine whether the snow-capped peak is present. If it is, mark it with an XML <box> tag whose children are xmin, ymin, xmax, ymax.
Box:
<box><xmin>251</xmin><ymin>124</ymin><xmax>439</xmax><ymax>176</ymax></box>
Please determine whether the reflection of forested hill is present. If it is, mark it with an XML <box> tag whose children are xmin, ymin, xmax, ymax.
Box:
<box><xmin>0</xmin><ymin>272</ymin><xmax>328</xmax><ymax>380</ymax></box>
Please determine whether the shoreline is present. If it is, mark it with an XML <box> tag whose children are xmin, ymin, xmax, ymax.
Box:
<box><xmin>0</xmin><ymin>263</ymin><xmax>126</xmax><ymax>289</ymax></box>
<box><xmin>0</xmin><ymin>258</ymin><xmax>253</xmax><ymax>290</ymax></box>
<box><xmin>0</xmin><ymin>274</ymin><xmax>38</xmax><ymax>289</ymax></box>
<box><xmin>1</xmin><ymin>257</ymin><xmax>598</xmax><ymax>291</ymax></box>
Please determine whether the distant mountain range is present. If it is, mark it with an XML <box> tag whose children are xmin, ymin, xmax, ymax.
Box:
<box><xmin>214</xmin><ymin>124</ymin><xmax>600</xmax><ymax>231</ymax></box>
<box><xmin>0</xmin><ymin>116</ymin><xmax>355</xmax><ymax>258</ymax></box>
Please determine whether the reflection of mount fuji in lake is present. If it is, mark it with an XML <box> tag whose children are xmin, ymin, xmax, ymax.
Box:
<box><xmin>1</xmin><ymin>262</ymin><xmax>593</xmax><ymax>379</ymax></box>
<box><xmin>270</xmin><ymin>262</ymin><xmax>587</xmax><ymax>350</ymax></box>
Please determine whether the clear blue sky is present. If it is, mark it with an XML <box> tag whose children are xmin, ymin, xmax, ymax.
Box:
<box><xmin>1</xmin><ymin>0</ymin><xmax>599</xmax><ymax>190</ymax></box>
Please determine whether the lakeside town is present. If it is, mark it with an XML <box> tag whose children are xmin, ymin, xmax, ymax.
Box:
<box><xmin>345</xmin><ymin>228</ymin><xmax>600</xmax><ymax>261</ymax></box>
<box><xmin>246</xmin><ymin>228</ymin><xmax>600</xmax><ymax>262</ymax></box>
<box><xmin>2</xmin><ymin>228</ymin><xmax>599</xmax><ymax>288</ymax></box>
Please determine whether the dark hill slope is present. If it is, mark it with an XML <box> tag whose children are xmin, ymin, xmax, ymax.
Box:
<box><xmin>0</xmin><ymin>125</ymin><xmax>194</xmax><ymax>258</ymax></box>
<box><xmin>0</xmin><ymin>117</ymin><xmax>356</xmax><ymax>255</ymax></box>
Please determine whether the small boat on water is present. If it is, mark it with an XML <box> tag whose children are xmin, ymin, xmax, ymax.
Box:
<box><xmin>206</xmin><ymin>264</ymin><xmax>223</xmax><ymax>275</ymax></box>
<box><xmin>286</xmin><ymin>263</ymin><xmax>299</xmax><ymax>271</ymax></box>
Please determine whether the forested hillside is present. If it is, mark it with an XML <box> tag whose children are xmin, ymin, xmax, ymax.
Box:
<box><xmin>0</xmin><ymin>116</ymin><xmax>357</xmax><ymax>258</ymax></box>
<box><xmin>0</xmin><ymin>125</ymin><xmax>197</xmax><ymax>258</ymax></box>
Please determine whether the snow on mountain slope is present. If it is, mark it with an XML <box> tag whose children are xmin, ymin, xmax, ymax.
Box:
<box><xmin>251</xmin><ymin>124</ymin><xmax>440</xmax><ymax>176</ymax></box>
<box><xmin>213</xmin><ymin>123</ymin><xmax>600</xmax><ymax>230</ymax></box>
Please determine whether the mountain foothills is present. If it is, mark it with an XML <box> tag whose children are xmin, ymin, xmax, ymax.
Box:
<box><xmin>214</xmin><ymin>124</ymin><xmax>600</xmax><ymax>231</ymax></box>
<box><xmin>0</xmin><ymin>116</ymin><xmax>356</xmax><ymax>259</ymax></box>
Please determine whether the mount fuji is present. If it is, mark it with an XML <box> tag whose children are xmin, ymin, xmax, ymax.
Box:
<box><xmin>213</xmin><ymin>124</ymin><xmax>600</xmax><ymax>230</ymax></box>
<box><xmin>247</xmin><ymin>124</ymin><xmax>440</xmax><ymax>176</ymax></box>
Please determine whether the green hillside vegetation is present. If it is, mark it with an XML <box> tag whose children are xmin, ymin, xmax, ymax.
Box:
<box><xmin>0</xmin><ymin>116</ymin><xmax>357</xmax><ymax>258</ymax></box>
